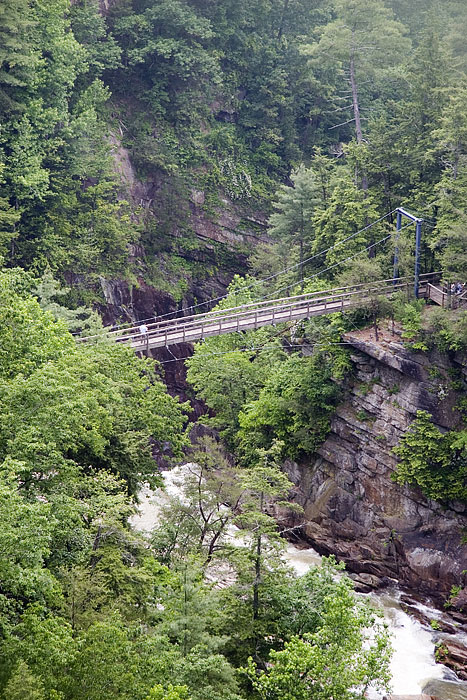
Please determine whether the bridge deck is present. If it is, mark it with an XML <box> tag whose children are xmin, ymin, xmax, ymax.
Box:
<box><xmin>78</xmin><ymin>273</ymin><xmax>462</xmax><ymax>352</ymax></box>
<box><xmin>78</xmin><ymin>273</ymin><xmax>446</xmax><ymax>352</ymax></box>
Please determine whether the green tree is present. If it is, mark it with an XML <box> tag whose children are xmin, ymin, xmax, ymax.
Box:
<box><xmin>0</xmin><ymin>0</ymin><xmax>38</xmax><ymax>116</ymax></box>
<box><xmin>152</xmin><ymin>437</ymin><xmax>240</xmax><ymax>565</ymax></box>
<box><xmin>311</xmin><ymin>166</ymin><xmax>386</xmax><ymax>266</ymax></box>
<box><xmin>2</xmin><ymin>661</ymin><xmax>46</xmax><ymax>700</ymax></box>
<box><xmin>237</xmin><ymin>353</ymin><xmax>341</xmax><ymax>461</ymax></box>
<box><xmin>393</xmin><ymin>411</ymin><xmax>467</xmax><ymax>502</ymax></box>
<box><xmin>339</xmin><ymin>257</ymin><xmax>393</xmax><ymax>341</ymax></box>
<box><xmin>230</xmin><ymin>441</ymin><xmax>302</xmax><ymax>660</ymax></box>
<box><xmin>243</xmin><ymin>557</ymin><xmax>391</xmax><ymax>700</ymax></box>
<box><xmin>145</xmin><ymin>685</ymin><xmax>190</xmax><ymax>700</ymax></box>
<box><xmin>303</xmin><ymin>0</ymin><xmax>409</xmax><ymax>190</ymax></box>
<box><xmin>186</xmin><ymin>276</ymin><xmax>286</xmax><ymax>447</ymax></box>
<box><xmin>268</xmin><ymin>165</ymin><xmax>321</xmax><ymax>289</ymax></box>
<box><xmin>245</xmin><ymin>615</ymin><xmax>390</xmax><ymax>700</ymax></box>
<box><xmin>70</xmin><ymin>0</ymin><xmax>121</xmax><ymax>77</ymax></box>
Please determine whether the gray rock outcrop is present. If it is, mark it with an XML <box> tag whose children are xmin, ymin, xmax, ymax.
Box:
<box><xmin>285</xmin><ymin>331</ymin><xmax>467</xmax><ymax>605</ymax></box>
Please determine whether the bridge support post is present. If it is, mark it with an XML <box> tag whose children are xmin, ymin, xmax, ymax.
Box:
<box><xmin>414</xmin><ymin>218</ymin><xmax>422</xmax><ymax>299</ymax></box>
<box><xmin>395</xmin><ymin>207</ymin><xmax>423</xmax><ymax>299</ymax></box>
<box><xmin>393</xmin><ymin>210</ymin><xmax>402</xmax><ymax>283</ymax></box>
<box><xmin>414</xmin><ymin>219</ymin><xmax>422</xmax><ymax>299</ymax></box>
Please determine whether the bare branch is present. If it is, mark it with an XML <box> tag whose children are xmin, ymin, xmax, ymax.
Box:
<box><xmin>329</xmin><ymin>117</ymin><xmax>356</xmax><ymax>130</ymax></box>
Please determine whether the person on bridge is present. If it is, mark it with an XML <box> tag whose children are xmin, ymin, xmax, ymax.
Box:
<box><xmin>139</xmin><ymin>323</ymin><xmax>148</xmax><ymax>338</ymax></box>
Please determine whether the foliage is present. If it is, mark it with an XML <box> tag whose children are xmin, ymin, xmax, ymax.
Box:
<box><xmin>186</xmin><ymin>276</ymin><xmax>288</xmax><ymax>447</ymax></box>
<box><xmin>393</xmin><ymin>411</ymin><xmax>467</xmax><ymax>502</ymax></box>
<box><xmin>1</xmin><ymin>1</ymin><xmax>467</xmax><ymax>696</ymax></box>
<box><xmin>268</xmin><ymin>165</ymin><xmax>321</xmax><ymax>288</ymax></box>
<box><xmin>243</xmin><ymin>560</ymin><xmax>391</xmax><ymax>699</ymax></box>
<box><xmin>145</xmin><ymin>685</ymin><xmax>190</xmax><ymax>700</ymax></box>
<box><xmin>425</xmin><ymin>308</ymin><xmax>467</xmax><ymax>352</ymax></box>
<box><xmin>237</xmin><ymin>353</ymin><xmax>341</xmax><ymax>461</ymax></box>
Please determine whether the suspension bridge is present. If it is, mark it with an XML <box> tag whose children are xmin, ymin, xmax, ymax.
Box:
<box><xmin>79</xmin><ymin>207</ymin><xmax>466</xmax><ymax>353</ymax></box>
<box><xmin>80</xmin><ymin>272</ymin><xmax>462</xmax><ymax>352</ymax></box>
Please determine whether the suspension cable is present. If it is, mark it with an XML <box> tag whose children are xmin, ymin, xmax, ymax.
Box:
<box><xmin>95</xmin><ymin>208</ymin><xmax>396</xmax><ymax>332</ymax></box>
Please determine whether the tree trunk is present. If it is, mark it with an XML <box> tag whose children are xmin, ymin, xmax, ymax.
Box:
<box><xmin>299</xmin><ymin>237</ymin><xmax>304</xmax><ymax>292</ymax></box>
<box><xmin>349</xmin><ymin>53</ymin><xmax>373</xmax><ymax>255</ymax></box>
<box><xmin>277</xmin><ymin>0</ymin><xmax>290</xmax><ymax>39</ymax></box>
<box><xmin>349</xmin><ymin>55</ymin><xmax>364</xmax><ymax>146</ymax></box>
<box><xmin>349</xmin><ymin>53</ymin><xmax>368</xmax><ymax>193</ymax></box>
<box><xmin>253</xmin><ymin>492</ymin><xmax>263</xmax><ymax>621</ymax></box>
<box><xmin>253</xmin><ymin>531</ymin><xmax>261</xmax><ymax>620</ymax></box>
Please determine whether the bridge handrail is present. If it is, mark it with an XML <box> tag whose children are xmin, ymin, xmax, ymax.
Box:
<box><xmin>107</xmin><ymin>279</ymin><xmax>430</xmax><ymax>345</ymax></box>
<box><xmin>79</xmin><ymin>272</ymin><xmax>441</xmax><ymax>344</ymax></box>
<box><xmin>117</xmin><ymin>276</ymin><xmax>436</xmax><ymax>346</ymax></box>
<box><xmin>116</xmin><ymin>272</ymin><xmax>439</xmax><ymax>336</ymax></box>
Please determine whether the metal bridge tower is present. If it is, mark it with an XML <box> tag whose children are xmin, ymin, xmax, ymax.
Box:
<box><xmin>393</xmin><ymin>207</ymin><xmax>424</xmax><ymax>298</ymax></box>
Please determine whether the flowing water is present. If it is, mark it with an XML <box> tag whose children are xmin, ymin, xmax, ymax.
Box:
<box><xmin>133</xmin><ymin>469</ymin><xmax>467</xmax><ymax>699</ymax></box>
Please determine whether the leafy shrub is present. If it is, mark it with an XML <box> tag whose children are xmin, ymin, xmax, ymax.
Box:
<box><xmin>393</xmin><ymin>411</ymin><xmax>467</xmax><ymax>503</ymax></box>
<box><xmin>237</xmin><ymin>353</ymin><xmax>341</xmax><ymax>461</ymax></box>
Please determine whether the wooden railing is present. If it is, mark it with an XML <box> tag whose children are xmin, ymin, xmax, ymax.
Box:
<box><xmin>79</xmin><ymin>272</ymin><xmax>442</xmax><ymax>351</ymax></box>
<box><xmin>426</xmin><ymin>283</ymin><xmax>467</xmax><ymax>309</ymax></box>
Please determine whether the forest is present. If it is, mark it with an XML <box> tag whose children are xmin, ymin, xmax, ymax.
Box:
<box><xmin>0</xmin><ymin>0</ymin><xmax>467</xmax><ymax>698</ymax></box>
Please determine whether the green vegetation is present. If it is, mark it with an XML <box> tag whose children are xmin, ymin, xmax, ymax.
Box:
<box><xmin>1</xmin><ymin>0</ymin><xmax>467</xmax><ymax>696</ymax></box>
<box><xmin>393</xmin><ymin>411</ymin><xmax>467</xmax><ymax>503</ymax></box>
<box><xmin>0</xmin><ymin>0</ymin><xmax>466</xmax><ymax>305</ymax></box>
<box><xmin>186</xmin><ymin>277</ymin><xmax>346</xmax><ymax>462</ymax></box>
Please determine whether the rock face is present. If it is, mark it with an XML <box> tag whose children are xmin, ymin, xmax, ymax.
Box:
<box><xmin>437</xmin><ymin>640</ymin><xmax>467</xmax><ymax>680</ymax></box>
<box><xmin>285</xmin><ymin>330</ymin><xmax>467</xmax><ymax>606</ymax></box>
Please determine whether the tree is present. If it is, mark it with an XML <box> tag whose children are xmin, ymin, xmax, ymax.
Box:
<box><xmin>70</xmin><ymin>0</ymin><xmax>121</xmax><ymax>77</ymax></box>
<box><xmin>303</xmin><ymin>0</ymin><xmax>410</xmax><ymax>190</ymax></box>
<box><xmin>186</xmin><ymin>276</ymin><xmax>287</xmax><ymax>447</ymax></box>
<box><xmin>243</xmin><ymin>558</ymin><xmax>391</xmax><ymax>700</ymax></box>
<box><xmin>2</xmin><ymin>661</ymin><xmax>46</xmax><ymax>700</ymax></box>
<box><xmin>268</xmin><ymin>165</ymin><xmax>321</xmax><ymax>289</ymax></box>
<box><xmin>339</xmin><ymin>257</ymin><xmax>393</xmax><ymax>341</ymax></box>
<box><xmin>32</xmin><ymin>270</ymin><xmax>104</xmax><ymax>336</ymax></box>
<box><xmin>67</xmin><ymin>618</ymin><xmax>138</xmax><ymax>700</ymax></box>
<box><xmin>311</xmin><ymin>165</ymin><xmax>386</xmax><ymax>266</ymax></box>
<box><xmin>430</xmin><ymin>85</ymin><xmax>467</xmax><ymax>282</ymax></box>
<box><xmin>237</xmin><ymin>353</ymin><xmax>341</xmax><ymax>461</ymax></box>
<box><xmin>0</xmin><ymin>606</ymin><xmax>76</xmax><ymax>698</ymax></box>
<box><xmin>0</xmin><ymin>0</ymin><xmax>38</xmax><ymax>116</ymax></box>
<box><xmin>229</xmin><ymin>441</ymin><xmax>302</xmax><ymax>664</ymax></box>
<box><xmin>145</xmin><ymin>685</ymin><xmax>190</xmax><ymax>700</ymax></box>
<box><xmin>435</xmin><ymin>218</ymin><xmax>467</xmax><ymax>290</ymax></box>
<box><xmin>152</xmin><ymin>437</ymin><xmax>241</xmax><ymax>565</ymax></box>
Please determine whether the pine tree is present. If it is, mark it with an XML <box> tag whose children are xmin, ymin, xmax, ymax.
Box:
<box><xmin>0</xmin><ymin>0</ymin><xmax>38</xmax><ymax>115</ymax></box>
<box><xmin>268</xmin><ymin>165</ymin><xmax>321</xmax><ymax>289</ymax></box>
<box><xmin>3</xmin><ymin>661</ymin><xmax>46</xmax><ymax>700</ymax></box>
<box><xmin>302</xmin><ymin>0</ymin><xmax>410</xmax><ymax>191</ymax></box>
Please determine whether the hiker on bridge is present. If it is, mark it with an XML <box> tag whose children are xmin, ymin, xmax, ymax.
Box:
<box><xmin>139</xmin><ymin>323</ymin><xmax>148</xmax><ymax>338</ymax></box>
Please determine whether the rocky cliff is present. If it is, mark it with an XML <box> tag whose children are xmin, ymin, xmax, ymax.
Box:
<box><xmin>284</xmin><ymin>327</ymin><xmax>467</xmax><ymax>608</ymax></box>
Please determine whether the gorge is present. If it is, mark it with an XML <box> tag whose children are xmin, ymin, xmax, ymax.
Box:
<box><xmin>1</xmin><ymin>0</ymin><xmax>467</xmax><ymax>698</ymax></box>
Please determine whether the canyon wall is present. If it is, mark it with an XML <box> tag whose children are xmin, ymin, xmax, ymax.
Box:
<box><xmin>284</xmin><ymin>330</ymin><xmax>467</xmax><ymax>609</ymax></box>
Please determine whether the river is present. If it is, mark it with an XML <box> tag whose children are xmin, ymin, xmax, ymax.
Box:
<box><xmin>132</xmin><ymin>469</ymin><xmax>467</xmax><ymax>699</ymax></box>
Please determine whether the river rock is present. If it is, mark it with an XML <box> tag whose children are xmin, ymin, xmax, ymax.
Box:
<box><xmin>437</xmin><ymin>640</ymin><xmax>467</xmax><ymax>680</ymax></box>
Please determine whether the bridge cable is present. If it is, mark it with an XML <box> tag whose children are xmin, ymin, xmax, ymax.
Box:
<box><xmin>146</xmin><ymin>223</ymin><xmax>415</xmax><ymax>363</ymax></box>
<box><xmin>96</xmin><ymin>208</ymin><xmax>397</xmax><ymax>333</ymax></box>
<box><xmin>111</xmin><ymin>222</ymin><xmax>413</xmax><ymax>349</ymax></box>
<box><xmin>258</xmin><ymin>225</ymin><xmax>409</xmax><ymax>301</ymax></box>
